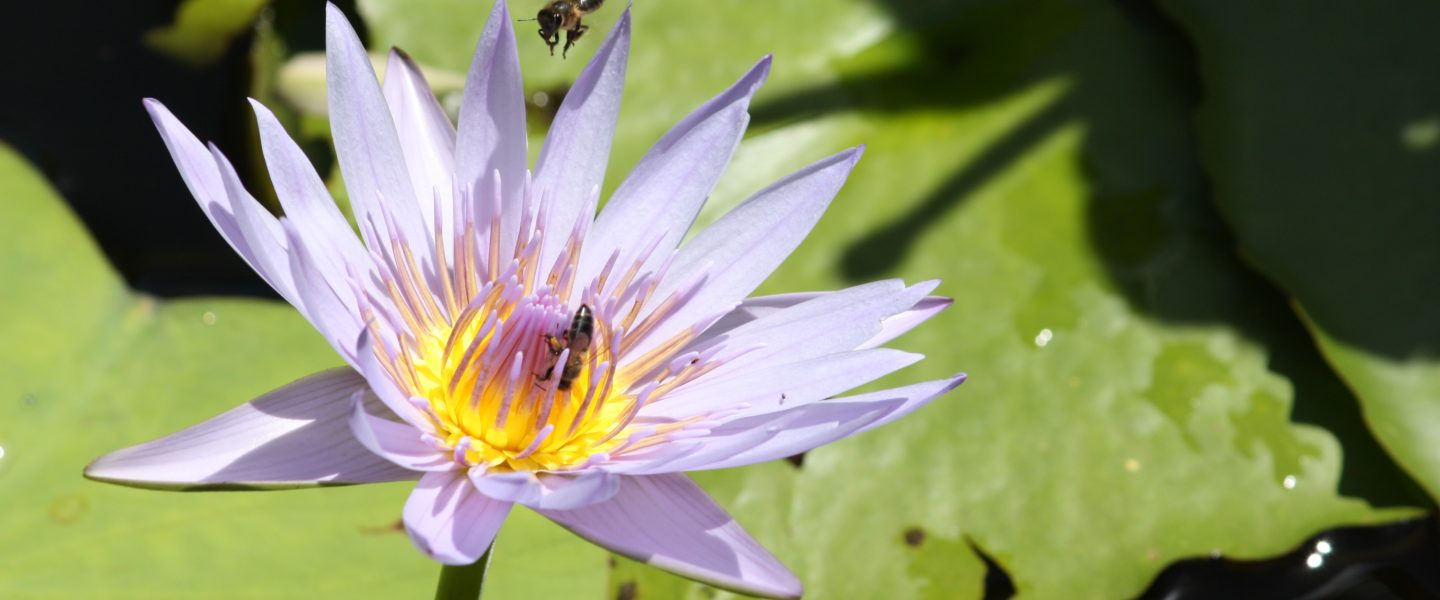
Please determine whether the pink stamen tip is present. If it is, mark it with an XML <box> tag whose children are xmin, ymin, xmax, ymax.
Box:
<box><xmin>609</xmin><ymin>426</ymin><xmax>659</xmax><ymax>453</ymax></box>
<box><xmin>665</xmin><ymin>352</ymin><xmax>701</xmax><ymax>375</ymax></box>
<box><xmin>510</xmin><ymin>350</ymin><xmax>526</xmax><ymax>382</ymax></box>
<box><xmin>512</xmin><ymin>424</ymin><xmax>554</xmax><ymax>460</ymax></box>
<box><xmin>576</xmin><ymin>452</ymin><xmax>611</xmax><ymax>470</ymax></box>
<box><xmin>453</xmin><ymin>436</ymin><xmax>474</xmax><ymax>465</ymax></box>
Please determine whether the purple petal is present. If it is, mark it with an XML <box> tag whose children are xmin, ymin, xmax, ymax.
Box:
<box><xmin>383</xmin><ymin>49</ymin><xmax>458</xmax><ymax>247</ymax></box>
<box><xmin>144</xmin><ymin>99</ymin><xmax>297</xmax><ymax>303</ymax></box>
<box><xmin>281</xmin><ymin>220</ymin><xmax>364</xmax><ymax>366</ymax></box>
<box><xmin>531</xmin><ymin>7</ymin><xmax>631</xmax><ymax>271</ymax></box>
<box><xmin>324</xmin><ymin>3</ymin><xmax>426</xmax><ymax>250</ymax></box>
<box><xmin>349</xmin><ymin>394</ymin><xmax>454</xmax><ymax>471</ymax></box>
<box><xmin>533</xmin><ymin>470</ymin><xmax>622</xmax><ymax>510</ymax></box>
<box><xmin>691</xmin><ymin>280</ymin><xmax>938</xmax><ymax>380</ymax></box>
<box><xmin>859</xmin><ymin>295</ymin><xmax>952</xmax><ymax>349</ymax></box>
<box><xmin>206</xmin><ymin>145</ymin><xmax>296</xmax><ymax>303</ymax></box>
<box><xmin>250</xmin><ymin>99</ymin><xmax>371</xmax><ymax>289</ymax></box>
<box><xmin>84</xmin><ymin>368</ymin><xmax>416</xmax><ymax>489</ymax></box>
<box><xmin>471</xmin><ymin>469</ymin><xmax>620</xmax><ymax>510</ymax></box>
<box><xmin>354</xmin><ymin>327</ymin><xmax>437</xmax><ymax>432</ymax></box>
<box><xmin>628</xmin><ymin>147</ymin><xmax>864</xmax><ymax>361</ymax></box>
<box><xmin>469</xmin><ymin>470</ymin><xmax>540</xmax><ymax>503</ymax></box>
<box><xmin>541</xmin><ymin>474</ymin><xmax>801</xmax><ymax>599</ymax></box>
<box><xmin>628</xmin><ymin>405</ymin><xmax>881</xmax><ymax>474</ymax></box>
<box><xmin>455</xmin><ymin>0</ymin><xmax>528</xmax><ymax>255</ymax></box>
<box><xmin>579</xmin><ymin>56</ymin><xmax>771</xmax><ymax>287</ymax></box>
<box><xmin>696</xmin><ymin>287</ymin><xmax>951</xmax><ymax>351</ymax></box>
<box><xmin>692</xmin><ymin>292</ymin><xmax>815</xmax><ymax>343</ymax></box>
<box><xmin>851</xmin><ymin>373</ymin><xmax>967</xmax><ymax>434</ymax></box>
<box><xmin>638</xmin><ymin>374</ymin><xmax>966</xmax><ymax>473</ymax></box>
<box><xmin>600</xmin><ymin>439</ymin><xmax>710</xmax><ymax>474</ymax></box>
<box><xmin>644</xmin><ymin>348</ymin><xmax>923</xmax><ymax>420</ymax></box>
<box><xmin>404</xmin><ymin>471</ymin><xmax>512</xmax><ymax>565</ymax></box>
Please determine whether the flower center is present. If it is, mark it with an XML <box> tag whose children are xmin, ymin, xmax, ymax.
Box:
<box><xmin>355</xmin><ymin>177</ymin><xmax>728</xmax><ymax>473</ymax></box>
<box><xmin>405</xmin><ymin>292</ymin><xmax>635</xmax><ymax>472</ymax></box>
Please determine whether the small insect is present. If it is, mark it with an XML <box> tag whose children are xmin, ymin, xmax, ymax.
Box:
<box><xmin>540</xmin><ymin>304</ymin><xmax>594</xmax><ymax>390</ymax></box>
<box><xmin>533</xmin><ymin>0</ymin><xmax>605</xmax><ymax>57</ymax></box>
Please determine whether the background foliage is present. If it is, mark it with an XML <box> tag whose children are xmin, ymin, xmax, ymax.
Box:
<box><xmin>1</xmin><ymin>0</ymin><xmax>1437</xmax><ymax>598</ymax></box>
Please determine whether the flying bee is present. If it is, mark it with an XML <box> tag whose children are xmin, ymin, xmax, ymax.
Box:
<box><xmin>539</xmin><ymin>304</ymin><xmax>594</xmax><ymax>391</ymax></box>
<box><xmin>533</xmin><ymin>0</ymin><xmax>605</xmax><ymax>57</ymax></box>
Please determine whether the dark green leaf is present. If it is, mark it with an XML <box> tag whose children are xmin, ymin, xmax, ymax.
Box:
<box><xmin>1162</xmin><ymin>0</ymin><xmax>1440</xmax><ymax>503</ymax></box>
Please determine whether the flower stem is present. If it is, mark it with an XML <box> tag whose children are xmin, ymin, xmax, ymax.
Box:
<box><xmin>434</xmin><ymin>546</ymin><xmax>493</xmax><ymax>600</ymax></box>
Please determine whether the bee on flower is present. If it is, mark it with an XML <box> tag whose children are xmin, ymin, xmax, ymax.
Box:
<box><xmin>85</xmin><ymin>2</ymin><xmax>964</xmax><ymax>598</ymax></box>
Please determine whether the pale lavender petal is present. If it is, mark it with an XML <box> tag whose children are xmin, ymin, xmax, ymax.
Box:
<box><xmin>532</xmin><ymin>470</ymin><xmax>622</xmax><ymax>510</ymax></box>
<box><xmin>692</xmin><ymin>280</ymin><xmax>938</xmax><ymax>379</ymax></box>
<box><xmin>145</xmin><ymin>99</ymin><xmax>297</xmax><ymax>303</ymax></box>
<box><xmin>382</xmin><ymin>49</ymin><xmax>457</xmax><ymax>246</ymax></box>
<box><xmin>206</xmin><ymin>144</ymin><xmax>297</xmax><ymax>304</ymax></box>
<box><xmin>144</xmin><ymin>99</ymin><xmax>227</xmax><ymax>217</ymax></box>
<box><xmin>471</xmin><ymin>469</ymin><xmax>620</xmax><ymax>510</ymax></box>
<box><xmin>455</xmin><ymin>0</ymin><xmax>528</xmax><ymax>255</ymax></box>
<box><xmin>643</xmin><ymin>348</ymin><xmax>923</xmax><ymax>420</ymax></box>
<box><xmin>531</xmin><ymin>8</ymin><xmax>631</xmax><ymax>271</ymax></box>
<box><xmin>541</xmin><ymin>474</ymin><xmax>801</xmax><ymax>599</ymax></box>
<box><xmin>695</xmin><ymin>287</ymin><xmax>951</xmax><ymax>351</ymax></box>
<box><xmin>579</xmin><ymin>56</ymin><xmax>770</xmax><ymax>286</ymax></box>
<box><xmin>637</xmin><ymin>374</ymin><xmax>966</xmax><ymax>473</ymax></box>
<box><xmin>595</xmin><ymin>436</ymin><xmax>709</xmax><ymax>474</ymax></box>
<box><xmin>628</xmin><ymin>147</ymin><xmax>864</xmax><ymax>360</ymax></box>
<box><xmin>282</xmin><ymin>220</ymin><xmax>364</xmax><ymax>365</ymax></box>
<box><xmin>354</xmin><ymin>327</ymin><xmax>437</xmax><ymax>433</ymax></box>
<box><xmin>84</xmin><ymin>368</ymin><xmax>416</xmax><ymax>489</ymax></box>
<box><xmin>692</xmin><ymin>292</ymin><xmax>816</xmax><ymax>344</ymax></box>
<box><xmin>631</xmin><ymin>404</ymin><xmax>884</xmax><ymax>474</ymax></box>
<box><xmin>324</xmin><ymin>3</ymin><xmax>426</xmax><ymax>250</ymax></box>
<box><xmin>636</xmin><ymin>405</ymin><xmax>881</xmax><ymax>474</ymax></box>
<box><xmin>404</xmin><ymin>471</ymin><xmax>512</xmax><ymax>565</ymax></box>
<box><xmin>250</xmin><ymin>99</ymin><xmax>370</xmax><ymax>287</ymax></box>
<box><xmin>469</xmin><ymin>471</ymin><xmax>540</xmax><ymax>504</ymax></box>
<box><xmin>858</xmin><ymin>295</ymin><xmax>952</xmax><ymax>349</ymax></box>
<box><xmin>851</xmin><ymin>373</ymin><xmax>967</xmax><ymax>434</ymax></box>
<box><xmin>349</xmin><ymin>394</ymin><xmax>453</xmax><ymax>471</ymax></box>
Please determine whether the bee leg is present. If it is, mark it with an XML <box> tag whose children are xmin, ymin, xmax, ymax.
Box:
<box><xmin>562</xmin><ymin>23</ymin><xmax>589</xmax><ymax>58</ymax></box>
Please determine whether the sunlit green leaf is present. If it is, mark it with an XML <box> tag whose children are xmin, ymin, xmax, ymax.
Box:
<box><xmin>144</xmin><ymin>0</ymin><xmax>270</xmax><ymax>67</ymax></box>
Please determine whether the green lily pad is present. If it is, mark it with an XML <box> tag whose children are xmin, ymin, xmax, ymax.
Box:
<box><xmin>144</xmin><ymin>0</ymin><xmax>270</xmax><ymax>67</ymax></box>
<box><xmin>0</xmin><ymin>145</ymin><xmax>605</xmax><ymax>597</ymax></box>
<box><xmin>358</xmin><ymin>0</ymin><xmax>1424</xmax><ymax>597</ymax></box>
<box><xmin>1160</xmin><ymin>0</ymin><xmax>1440</xmax><ymax>502</ymax></box>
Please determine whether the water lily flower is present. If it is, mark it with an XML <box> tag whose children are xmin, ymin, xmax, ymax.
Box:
<box><xmin>85</xmin><ymin>2</ymin><xmax>964</xmax><ymax>597</ymax></box>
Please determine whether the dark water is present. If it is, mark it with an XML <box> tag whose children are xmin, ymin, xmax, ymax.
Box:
<box><xmin>0</xmin><ymin>0</ymin><xmax>344</xmax><ymax>299</ymax></box>
<box><xmin>1137</xmin><ymin>515</ymin><xmax>1440</xmax><ymax>600</ymax></box>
